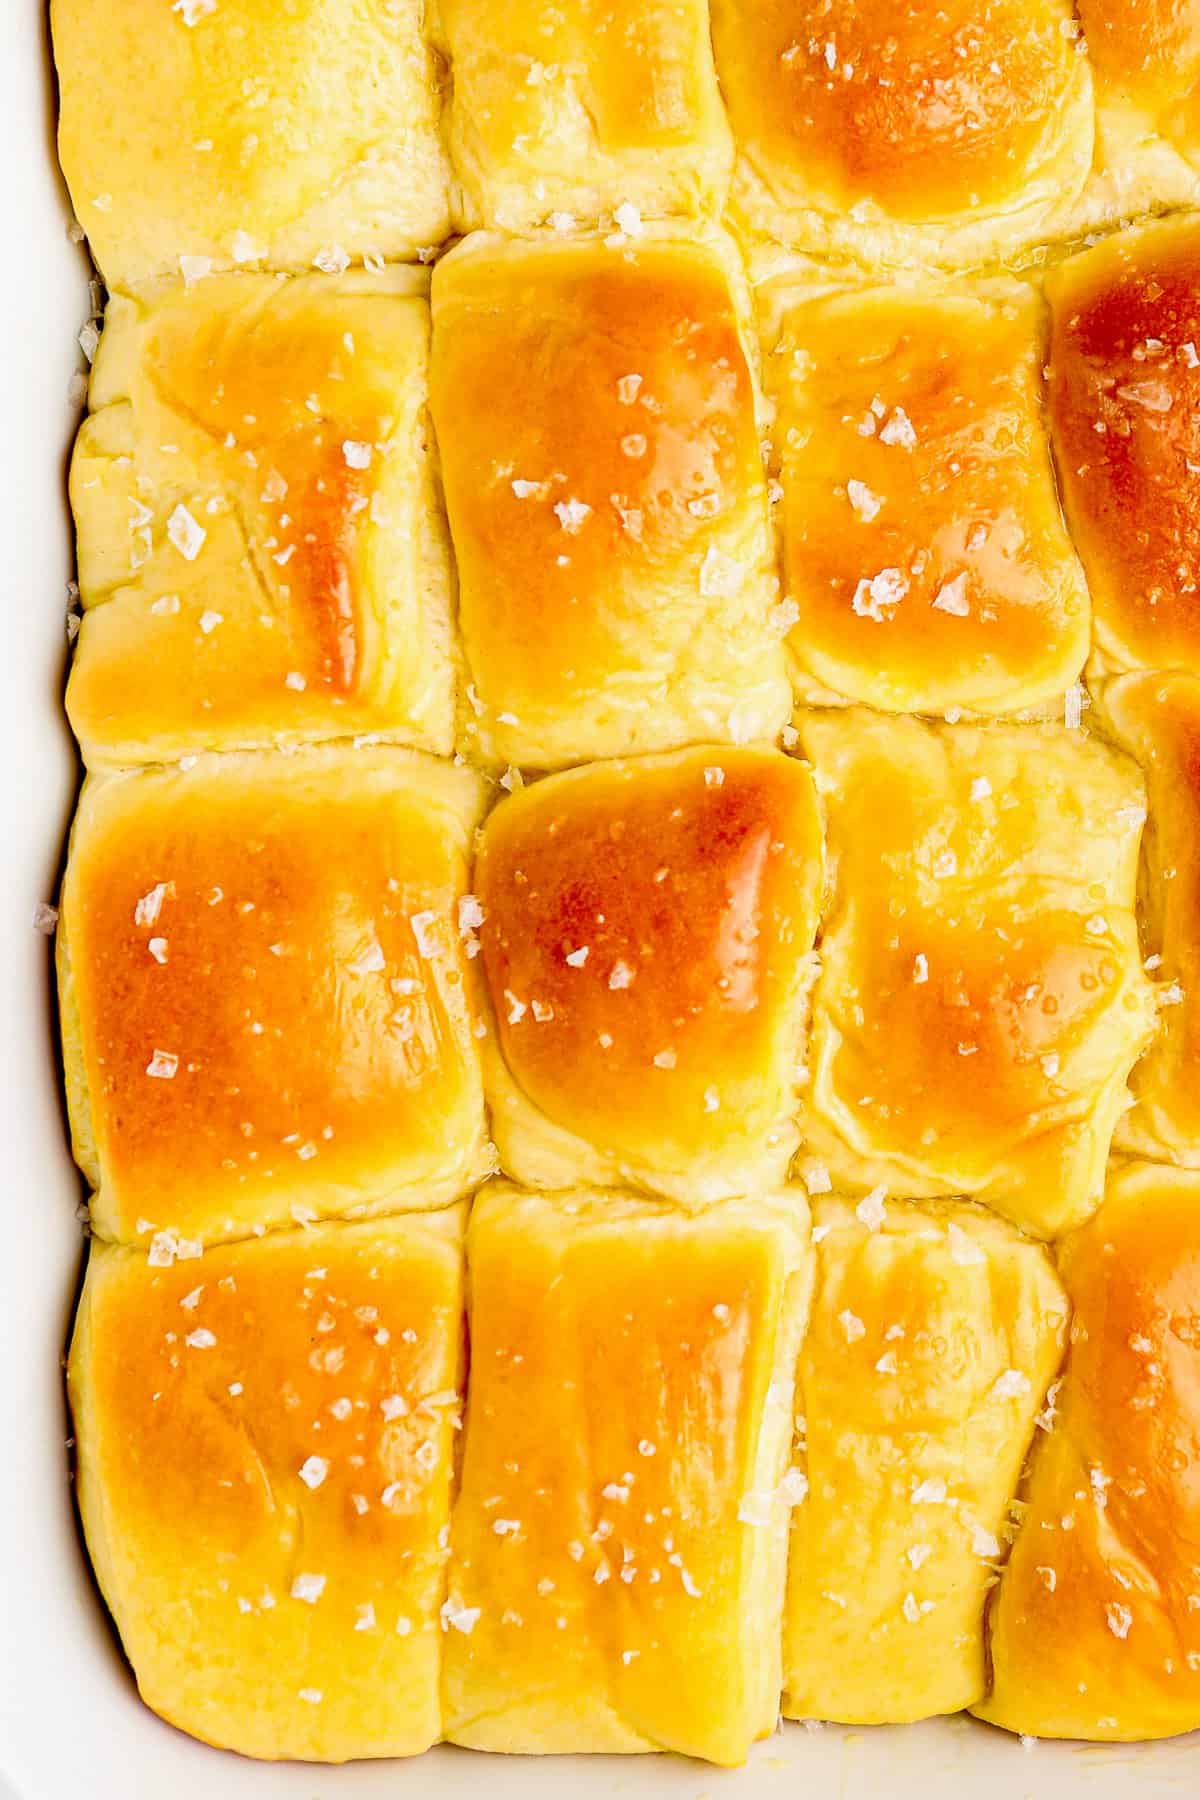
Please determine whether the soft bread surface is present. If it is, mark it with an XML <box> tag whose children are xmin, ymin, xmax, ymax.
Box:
<box><xmin>59</xmin><ymin>748</ymin><xmax>489</xmax><ymax>1246</ymax></box>
<box><xmin>710</xmin><ymin>0</ymin><xmax>1093</xmax><ymax>267</ymax></box>
<box><xmin>1047</xmin><ymin>215</ymin><xmax>1200</xmax><ymax>679</ymax></box>
<box><xmin>976</xmin><ymin>1163</ymin><xmax>1200</xmax><ymax>1741</ymax></box>
<box><xmin>430</xmin><ymin>229</ymin><xmax>790</xmax><ymax>767</ymax></box>
<box><xmin>784</xmin><ymin>1197</ymin><xmax>1067</xmax><ymax>1724</ymax></box>
<box><xmin>798</xmin><ymin>711</ymin><xmax>1155</xmax><ymax>1238</ymax></box>
<box><xmin>68</xmin><ymin>269</ymin><xmax>453</xmax><ymax>766</ymax></box>
<box><xmin>52</xmin><ymin>0</ymin><xmax>450</xmax><ymax>287</ymax></box>
<box><xmin>761</xmin><ymin>276</ymin><xmax>1089</xmax><ymax>716</ymax></box>
<box><xmin>442</xmin><ymin>1183</ymin><xmax>812</xmax><ymax>1764</ymax></box>
<box><xmin>431</xmin><ymin>0</ymin><xmax>732</xmax><ymax>232</ymax></box>
<box><xmin>475</xmin><ymin>746</ymin><xmax>823</xmax><ymax>1199</ymax></box>
<box><xmin>1102</xmin><ymin>672</ymin><xmax>1200</xmax><ymax>1162</ymax></box>
<box><xmin>69</xmin><ymin>1210</ymin><xmax>466</xmax><ymax>1761</ymax></box>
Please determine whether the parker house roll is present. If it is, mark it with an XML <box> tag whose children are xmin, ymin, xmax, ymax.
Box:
<box><xmin>784</xmin><ymin>1196</ymin><xmax>1067</xmax><ymax>1725</ymax></box>
<box><xmin>759</xmin><ymin>273</ymin><xmax>1089</xmax><ymax>717</ymax></box>
<box><xmin>430</xmin><ymin>228</ymin><xmax>791</xmax><ymax>769</ymax></box>
<box><xmin>57</xmin><ymin>747</ymin><xmax>490</xmax><ymax>1249</ymax></box>
<box><xmin>70</xmin><ymin>1209</ymin><xmax>466</xmax><ymax>1762</ymax></box>
<box><xmin>709</xmin><ymin>0</ymin><xmax>1093</xmax><ymax>269</ymax></box>
<box><xmin>474</xmin><ymin>745</ymin><xmax>823</xmax><ymax>1200</ymax></box>
<box><xmin>430</xmin><ymin>0</ymin><xmax>733</xmax><ymax>233</ymax></box>
<box><xmin>442</xmin><ymin>1182</ymin><xmax>813</xmax><ymax>1765</ymax></box>
<box><xmin>51</xmin><ymin>0</ymin><xmax>450</xmax><ymax>288</ymax></box>
<box><xmin>1047</xmin><ymin>214</ymin><xmax>1200</xmax><ymax>680</ymax></box>
<box><xmin>797</xmin><ymin>710</ymin><xmax>1155</xmax><ymax>1240</ymax></box>
<box><xmin>1075</xmin><ymin>0</ymin><xmax>1200</xmax><ymax>225</ymax></box>
<box><xmin>67</xmin><ymin>267</ymin><xmax>453</xmax><ymax>769</ymax></box>
<box><xmin>1101</xmin><ymin>672</ymin><xmax>1200</xmax><ymax>1164</ymax></box>
<box><xmin>977</xmin><ymin>1163</ymin><xmax>1200</xmax><ymax>1742</ymax></box>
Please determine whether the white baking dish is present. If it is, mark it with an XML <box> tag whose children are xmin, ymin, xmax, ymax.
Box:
<box><xmin>0</xmin><ymin>6</ymin><xmax>1194</xmax><ymax>1794</ymax></box>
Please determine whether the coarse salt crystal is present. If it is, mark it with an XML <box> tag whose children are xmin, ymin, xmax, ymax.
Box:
<box><xmin>348</xmin><ymin>940</ymin><xmax>386</xmax><ymax>977</ymax></box>
<box><xmin>802</xmin><ymin>1163</ymin><xmax>831</xmax><ymax>1195</ymax></box>
<box><xmin>178</xmin><ymin>254</ymin><xmax>213</xmax><ymax>286</ymax></box>
<box><xmin>198</xmin><ymin>609</ymin><xmax>223</xmax><ymax>634</ymax></box>
<box><xmin>838</xmin><ymin>1309</ymin><xmax>865</xmax><ymax>1343</ymax></box>
<box><xmin>185</xmin><ymin>1328</ymin><xmax>216</xmax><ymax>1349</ymax></box>
<box><xmin>314</xmin><ymin>245</ymin><xmax>351</xmax><ymax>275</ymax></box>
<box><xmin>554</xmin><ymin>497</ymin><xmax>592</xmax><ymax>533</ymax></box>
<box><xmin>291</xmin><ymin>1573</ymin><xmax>326</xmax><ymax>1604</ymax></box>
<box><xmin>913</xmin><ymin>952</ymin><xmax>928</xmax><ymax>984</ymax></box>
<box><xmin>565</xmin><ymin>946</ymin><xmax>589</xmax><ymax>967</ymax></box>
<box><xmin>1106</xmin><ymin>1602</ymin><xmax>1132</xmax><ymax>1640</ymax></box>
<box><xmin>699</xmin><ymin>547</ymin><xmax>745</xmax><ymax>599</ymax></box>
<box><xmin>167</xmin><ymin>504</ymin><xmax>206</xmax><ymax>561</ymax></box>
<box><xmin>992</xmin><ymin>1369</ymin><xmax>1031</xmax><ymax>1400</ymax></box>
<box><xmin>299</xmin><ymin>1456</ymin><xmax>329</xmax><ymax>1490</ymax></box>
<box><xmin>146</xmin><ymin>1049</ymin><xmax>179</xmax><ymax>1080</ymax></box>
<box><xmin>355</xmin><ymin>1603</ymin><xmax>377</xmax><ymax>1631</ymax></box>
<box><xmin>932</xmin><ymin>572</ymin><xmax>970</xmax><ymax>617</ymax></box>
<box><xmin>970</xmin><ymin>776</ymin><xmax>991</xmax><ymax>801</ymax></box>
<box><xmin>613</xmin><ymin>202</ymin><xmax>643</xmax><ymax>237</ymax></box>
<box><xmin>441</xmin><ymin>1598</ymin><xmax>481</xmax><ymax>1634</ymax></box>
<box><xmin>342</xmin><ymin>440</ymin><xmax>373</xmax><ymax>470</ymax></box>
<box><xmin>410</xmin><ymin>910</ymin><xmax>439</xmax><ymax>958</ymax></box>
<box><xmin>847</xmin><ymin>479</ymin><xmax>883</xmax><ymax>521</ymax></box>
<box><xmin>880</xmin><ymin>406</ymin><xmax>917</xmax><ymax>449</ymax></box>
<box><xmin>33</xmin><ymin>903</ymin><xmax>59</xmax><ymax>935</ymax></box>
<box><xmin>298</xmin><ymin>1688</ymin><xmax>323</xmax><ymax>1705</ymax></box>
<box><xmin>608</xmin><ymin>960</ymin><xmax>634</xmax><ymax>990</ymax></box>
<box><xmin>380</xmin><ymin>1395</ymin><xmax>408</xmax><ymax>1421</ymax></box>
<box><xmin>173</xmin><ymin>0</ymin><xmax>216</xmax><ymax>23</ymax></box>
<box><xmin>856</xmin><ymin>1186</ymin><xmax>887</xmax><ymax>1231</ymax></box>
<box><xmin>851</xmin><ymin>568</ymin><xmax>907</xmax><ymax>621</ymax></box>
<box><xmin>231</xmin><ymin>229</ymin><xmax>265</xmax><ymax>263</ymax></box>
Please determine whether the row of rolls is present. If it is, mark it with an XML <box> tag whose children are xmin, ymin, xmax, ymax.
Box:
<box><xmin>51</xmin><ymin>0</ymin><xmax>1200</xmax><ymax>282</ymax></box>
<box><xmin>65</xmin><ymin>213</ymin><xmax>1200</xmax><ymax>767</ymax></box>
<box><xmin>71</xmin><ymin>1162</ymin><xmax>1200</xmax><ymax>1762</ymax></box>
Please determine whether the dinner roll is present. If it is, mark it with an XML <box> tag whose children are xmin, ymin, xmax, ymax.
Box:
<box><xmin>797</xmin><ymin>711</ymin><xmax>1155</xmax><ymax>1238</ymax></box>
<box><xmin>442</xmin><ymin>1182</ymin><xmax>812</xmax><ymax>1765</ymax></box>
<box><xmin>1047</xmin><ymin>214</ymin><xmax>1200</xmax><ymax>678</ymax></box>
<box><xmin>474</xmin><ymin>746</ymin><xmax>823</xmax><ymax>1200</ymax></box>
<box><xmin>58</xmin><ymin>747</ymin><xmax>489</xmax><ymax>1248</ymax></box>
<box><xmin>431</xmin><ymin>0</ymin><xmax>733</xmax><ymax>233</ymax></box>
<box><xmin>51</xmin><ymin>0</ymin><xmax>450</xmax><ymax>287</ymax></box>
<box><xmin>1076</xmin><ymin>0</ymin><xmax>1200</xmax><ymax>225</ymax></box>
<box><xmin>69</xmin><ymin>1208</ymin><xmax>466</xmax><ymax>1761</ymax></box>
<box><xmin>784</xmin><ymin>1197</ymin><xmax>1067</xmax><ymax>1725</ymax></box>
<box><xmin>68</xmin><ymin>269</ymin><xmax>454</xmax><ymax>767</ymax></box>
<box><xmin>1100</xmin><ymin>672</ymin><xmax>1200</xmax><ymax>1162</ymax></box>
<box><xmin>760</xmin><ymin>275</ymin><xmax>1089</xmax><ymax>716</ymax></box>
<box><xmin>976</xmin><ymin>1162</ymin><xmax>1200</xmax><ymax>1740</ymax></box>
<box><xmin>429</xmin><ymin>229</ymin><xmax>790</xmax><ymax>768</ymax></box>
<box><xmin>710</xmin><ymin>0</ymin><xmax>1093</xmax><ymax>267</ymax></box>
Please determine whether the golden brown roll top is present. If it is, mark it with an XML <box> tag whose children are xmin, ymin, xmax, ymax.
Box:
<box><xmin>430</xmin><ymin>230</ymin><xmax>790</xmax><ymax>768</ymax></box>
<box><xmin>68</xmin><ymin>269</ymin><xmax>453</xmax><ymax>767</ymax></box>
<box><xmin>798</xmin><ymin>711</ymin><xmax>1155</xmax><ymax>1238</ymax></box>
<box><xmin>58</xmin><ymin>748</ymin><xmax>490</xmax><ymax>1248</ymax></box>
<box><xmin>474</xmin><ymin>746</ymin><xmax>823</xmax><ymax>1199</ymax></box>
<box><xmin>762</xmin><ymin>276</ymin><xmax>1089</xmax><ymax>716</ymax></box>
<box><xmin>977</xmin><ymin>1162</ymin><xmax>1200</xmax><ymax>1741</ymax></box>
<box><xmin>69</xmin><ymin>1209</ymin><xmax>466</xmax><ymax>1761</ymax></box>
<box><xmin>1047</xmin><ymin>215</ymin><xmax>1200</xmax><ymax>678</ymax></box>
<box><xmin>51</xmin><ymin>0</ymin><xmax>450</xmax><ymax>287</ymax></box>
<box><xmin>442</xmin><ymin>1182</ymin><xmax>812</xmax><ymax>1764</ymax></box>
<box><xmin>785</xmin><ymin>1197</ymin><xmax>1067</xmax><ymax>1724</ymax></box>
<box><xmin>1101</xmin><ymin>673</ymin><xmax>1200</xmax><ymax>1162</ymax></box>
<box><xmin>431</xmin><ymin>0</ymin><xmax>733</xmax><ymax>232</ymax></box>
<box><xmin>710</xmin><ymin>0</ymin><xmax>1092</xmax><ymax>265</ymax></box>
